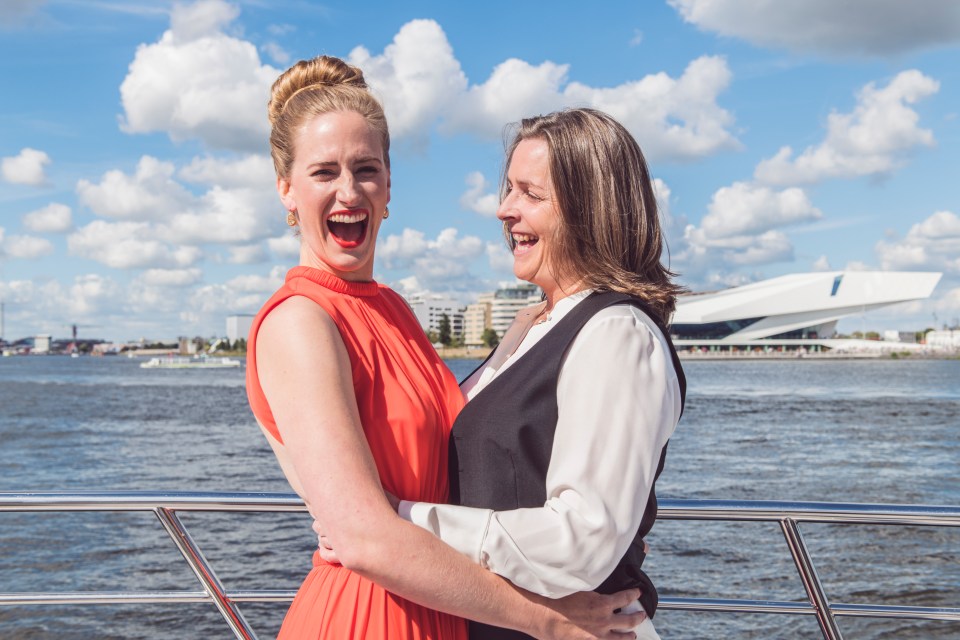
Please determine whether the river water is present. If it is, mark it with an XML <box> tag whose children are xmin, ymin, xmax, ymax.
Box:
<box><xmin>0</xmin><ymin>355</ymin><xmax>957</xmax><ymax>639</ymax></box>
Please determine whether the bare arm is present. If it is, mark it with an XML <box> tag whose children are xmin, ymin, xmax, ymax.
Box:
<box><xmin>257</xmin><ymin>296</ymin><xmax>638</xmax><ymax>638</ymax></box>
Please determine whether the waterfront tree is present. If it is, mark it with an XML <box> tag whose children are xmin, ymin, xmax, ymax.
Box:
<box><xmin>481</xmin><ymin>327</ymin><xmax>500</xmax><ymax>349</ymax></box>
<box><xmin>438</xmin><ymin>313</ymin><xmax>452</xmax><ymax>347</ymax></box>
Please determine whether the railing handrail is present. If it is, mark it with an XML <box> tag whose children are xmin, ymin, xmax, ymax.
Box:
<box><xmin>4</xmin><ymin>491</ymin><xmax>959</xmax><ymax>518</ymax></box>
<box><xmin>2</xmin><ymin>492</ymin><xmax>958</xmax><ymax>639</ymax></box>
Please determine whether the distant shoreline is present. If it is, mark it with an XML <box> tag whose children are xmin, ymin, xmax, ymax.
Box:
<box><xmin>435</xmin><ymin>346</ymin><xmax>492</xmax><ymax>360</ymax></box>
<box><xmin>678</xmin><ymin>351</ymin><xmax>958</xmax><ymax>361</ymax></box>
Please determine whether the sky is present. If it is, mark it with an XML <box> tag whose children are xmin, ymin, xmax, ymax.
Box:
<box><xmin>1</xmin><ymin>0</ymin><xmax>959</xmax><ymax>342</ymax></box>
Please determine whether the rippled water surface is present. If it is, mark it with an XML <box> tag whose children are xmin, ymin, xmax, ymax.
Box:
<box><xmin>1</xmin><ymin>356</ymin><xmax>958</xmax><ymax>639</ymax></box>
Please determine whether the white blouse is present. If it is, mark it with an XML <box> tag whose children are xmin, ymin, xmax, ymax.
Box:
<box><xmin>399</xmin><ymin>291</ymin><xmax>682</xmax><ymax>598</ymax></box>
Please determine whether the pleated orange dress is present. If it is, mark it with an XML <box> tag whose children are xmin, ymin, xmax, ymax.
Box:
<box><xmin>246</xmin><ymin>266</ymin><xmax>468</xmax><ymax>639</ymax></box>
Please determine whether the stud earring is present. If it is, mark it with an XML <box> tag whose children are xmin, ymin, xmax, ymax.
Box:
<box><xmin>286</xmin><ymin>210</ymin><xmax>298</xmax><ymax>227</ymax></box>
<box><xmin>383</xmin><ymin>206</ymin><xmax>390</xmax><ymax>220</ymax></box>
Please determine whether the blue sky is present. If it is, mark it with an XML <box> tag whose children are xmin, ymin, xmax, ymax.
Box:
<box><xmin>1</xmin><ymin>0</ymin><xmax>959</xmax><ymax>342</ymax></box>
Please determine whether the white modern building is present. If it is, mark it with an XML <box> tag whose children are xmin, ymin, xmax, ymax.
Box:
<box><xmin>33</xmin><ymin>334</ymin><xmax>51</xmax><ymax>354</ymax></box>
<box><xmin>925</xmin><ymin>329</ymin><xmax>960</xmax><ymax>350</ymax></box>
<box><xmin>405</xmin><ymin>293</ymin><xmax>465</xmax><ymax>338</ymax></box>
<box><xmin>490</xmin><ymin>284</ymin><xmax>542</xmax><ymax>337</ymax></box>
<box><xmin>226</xmin><ymin>314</ymin><xmax>255</xmax><ymax>344</ymax></box>
<box><xmin>671</xmin><ymin>271</ymin><xmax>942</xmax><ymax>350</ymax></box>
<box><xmin>463</xmin><ymin>298</ymin><xmax>493</xmax><ymax>346</ymax></box>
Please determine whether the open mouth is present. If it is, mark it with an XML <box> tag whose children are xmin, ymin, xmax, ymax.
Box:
<box><xmin>512</xmin><ymin>232</ymin><xmax>539</xmax><ymax>254</ymax></box>
<box><xmin>327</xmin><ymin>210</ymin><xmax>369</xmax><ymax>248</ymax></box>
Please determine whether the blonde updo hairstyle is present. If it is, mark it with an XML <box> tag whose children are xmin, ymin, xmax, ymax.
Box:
<box><xmin>267</xmin><ymin>55</ymin><xmax>390</xmax><ymax>179</ymax></box>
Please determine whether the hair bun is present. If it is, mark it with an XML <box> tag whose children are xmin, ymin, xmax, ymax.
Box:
<box><xmin>268</xmin><ymin>55</ymin><xmax>368</xmax><ymax>126</ymax></box>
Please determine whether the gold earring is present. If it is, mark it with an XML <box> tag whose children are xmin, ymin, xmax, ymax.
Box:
<box><xmin>382</xmin><ymin>206</ymin><xmax>390</xmax><ymax>219</ymax></box>
<box><xmin>286</xmin><ymin>210</ymin><xmax>298</xmax><ymax>227</ymax></box>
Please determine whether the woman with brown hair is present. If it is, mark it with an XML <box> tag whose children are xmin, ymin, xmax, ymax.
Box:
<box><xmin>246</xmin><ymin>56</ymin><xmax>644</xmax><ymax>639</ymax></box>
<box><xmin>389</xmin><ymin>108</ymin><xmax>687</xmax><ymax>640</ymax></box>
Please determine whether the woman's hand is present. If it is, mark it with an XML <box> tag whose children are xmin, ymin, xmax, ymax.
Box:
<box><xmin>535</xmin><ymin>588</ymin><xmax>645</xmax><ymax>639</ymax></box>
<box><xmin>312</xmin><ymin>517</ymin><xmax>341</xmax><ymax>564</ymax></box>
<box><xmin>314</xmin><ymin>489</ymin><xmax>400</xmax><ymax>564</ymax></box>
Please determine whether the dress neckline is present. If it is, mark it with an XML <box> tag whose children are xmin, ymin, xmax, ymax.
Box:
<box><xmin>286</xmin><ymin>265</ymin><xmax>381</xmax><ymax>298</ymax></box>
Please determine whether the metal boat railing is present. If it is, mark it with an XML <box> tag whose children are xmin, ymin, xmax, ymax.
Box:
<box><xmin>1</xmin><ymin>492</ymin><xmax>958</xmax><ymax>639</ymax></box>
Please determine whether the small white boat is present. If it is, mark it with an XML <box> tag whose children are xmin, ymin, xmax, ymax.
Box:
<box><xmin>139</xmin><ymin>356</ymin><xmax>242</xmax><ymax>369</ymax></box>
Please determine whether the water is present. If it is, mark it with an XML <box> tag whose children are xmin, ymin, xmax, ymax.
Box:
<box><xmin>0</xmin><ymin>355</ymin><xmax>957</xmax><ymax>639</ymax></box>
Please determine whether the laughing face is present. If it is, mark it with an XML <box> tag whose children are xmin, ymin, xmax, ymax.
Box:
<box><xmin>498</xmin><ymin>138</ymin><xmax>572</xmax><ymax>300</ymax></box>
<box><xmin>278</xmin><ymin>110</ymin><xmax>390</xmax><ymax>281</ymax></box>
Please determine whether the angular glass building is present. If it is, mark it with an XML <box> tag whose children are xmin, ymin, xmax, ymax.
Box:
<box><xmin>671</xmin><ymin>271</ymin><xmax>942</xmax><ymax>349</ymax></box>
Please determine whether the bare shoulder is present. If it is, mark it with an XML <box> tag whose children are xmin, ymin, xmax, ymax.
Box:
<box><xmin>257</xmin><ymin>295</ymin><xmax>343</xmax><ymax>368</ymax></box>
<box><xmin>260</xmin><ymin>296</ymin><xmax>336</xmax><ymax>339</ymax></box>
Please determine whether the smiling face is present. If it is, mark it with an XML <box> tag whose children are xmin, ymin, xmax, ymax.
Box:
<box><xmin>278</xmin><ymin>110</ymin><xmax>390</xmax><ymax>281</ymax></box>
<box><xmin>498</xmin><ymin>137</ymin><xmax>574</xmax><ymax>302</ymax></box>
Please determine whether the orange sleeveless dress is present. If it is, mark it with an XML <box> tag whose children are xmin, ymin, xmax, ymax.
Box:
<box><xmin>246</xmin><ymin>266</ymin><xmax>468</xmax><ymax>639</ymax></box>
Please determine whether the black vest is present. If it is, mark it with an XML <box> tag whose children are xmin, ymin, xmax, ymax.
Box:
<box><xmin>449</xmin><ymin>291</ymin><xmax>686</xmax><ymax>640</ymax></box>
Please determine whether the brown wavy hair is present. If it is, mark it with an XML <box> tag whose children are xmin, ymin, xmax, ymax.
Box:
<box><xmin>501</xmin><ymin>108</ymin><xmax>685</xmax><ymax>325</ymax></box>
<box><xmin>267</xmin><ymin>55</ymin><xmax>390</xmax><ymax>179</ymax></box>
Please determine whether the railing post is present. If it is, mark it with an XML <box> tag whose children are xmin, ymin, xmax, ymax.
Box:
<box><xmin>154</xmin><ymin>508</ymin><xmax>259</xmax><ymax>640</ymax></box>
<box><xmin>780</xmin><ymin>517</ymin><xmax>843</xmax><ymax>640</ymax></box>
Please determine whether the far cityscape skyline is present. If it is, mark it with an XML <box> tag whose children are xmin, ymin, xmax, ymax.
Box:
<box><xmin>4</xmin><ymin>270</ymin><xmax>955</xmax><ymax>350</ymax></box>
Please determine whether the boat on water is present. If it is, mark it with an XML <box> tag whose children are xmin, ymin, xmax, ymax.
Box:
<box><xmin>139</xmin><ymin>355</ymin><xmax>242</xmax><ymax>369</ymax></box>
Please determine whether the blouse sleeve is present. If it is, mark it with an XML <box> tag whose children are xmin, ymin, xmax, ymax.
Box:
<box><xmin>399</xmin><ymin>305</ymin><xmax>682</xmax><ymax>597</ymax></box>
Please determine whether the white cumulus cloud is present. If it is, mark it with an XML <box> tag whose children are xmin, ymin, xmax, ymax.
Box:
<box><xmin>350</xmin><ymin>20</ymin><xmax>736</xmax><ymax>161</ymax></box>
<box><xmin>562</xmin><ymin>55</ymin><xmax>738</xmax><ymax>161</ymax></box>
<box><xmin>138</xmin><ymin>268</ymin><xmax>203</xmax><ymax>287</ymax></box>
<box><xmin>41</xmin><ymin>274</ymin><xmax>125</xmax><ymax>321</ymax></box>
<box><xmin>76</xmin><ymin>154</ymin><xmax>282</xmax><ymax>247</ymax></box>
<box><xmin>23</xmin><ymin>202</ymin><xmax>72</xmax><ymax>232</ymax></box>
<box><xmin>3</xmin><ymin>234</ymin><xmax>54</xmax><ymax>259</ymax></box>
<box><xmin>178</xmin><ymin>153</ymin><xmax>275</xmax><ymax>188</ymax></box>
<box><xmin>2</xmin><ymin>148</ymin><xmax>50</xmax><ymax>186</ymax></box>
<box><xmin>459</xmin><ymin>171</ymin><xmax>500</xmax><ymax>217</ymax></box>
<box><xmin>159</xmin><ymin>183</ymin><xmax>280</xmax><ymax>245</ymax></box>
<box><xmin>755</xmin><ymin>70</ymin><xmax>939</xmax><ymax>185</ymax></box>
<box><xmin>699</xmin><ymin>182</ymin><xmax>822</xmax><ymax>239</ymax></box>
<box><xmin>226</xmin><ymin>244</ymin><xmax>267</xmax><ymax>264</ymax></box>
<box><xmin>812</xmin><ymin>255</ymin><xmax>832</xmax><ymax>271</ymax></box>
<box><xmin>676</xmin><ymin>182</ymin><xmax>820</xmax><ymax>273</ymax></box>
<box><xmin>652</xmin><ymin>177</ymin><xmax>673</xmax><ymax>227</ymax></box>
<box><xmin>876</xmin><ymin>210</ymin><xmax>960</xmax><ymax>273</ymax></box>
<box><xmin>261</xmin><ymin>42</ymin><xmax>290</xmax><ymax>65</ymax></box>
<box><xmin>348</xmin><ymin>19</ymin><xmax>468</xmax><ymax>147</ymax></box>
<box><xmin>68</xmin><ymin>220</ymin><xmax>202</xmax><ymax>269</ymax></box>
<box><xmin>187</xmin><ymin>267</ymin><xmax>285</xmax><ymax>318</ymax></box>
<box><xmin>114</xmin><ymin>14</ymin><xmax>737</xmax><ymax>162</ymax></box>
<box><xmin>169</xmin><ymin>0</ymin><xmax>238</xmax><ymax>42</ymax></box>
<box><xmin>723</xmin><ymin>231</ymin><xmax>794</xmax><ymax>266</ymax></box>
<box><xmin>377</xmin><ymin>227</ymin><xmax>430</xmax><ymax>266</ymax></box>
<box><xmin>443</xmin><ymin>58</ymin><xmax>569</xmax><ymax>137</ymax></box>
<box><xmin>486</xmin><ymin>241</ymin><xmax>514</xmax><ymax>275</ymax></box>
<box><xmin>118</xmin><ymin>0</ymin><xmax>277</xmax><ymax>151</ymax></box>
<box><xmin>442</xmin><ymin>54</ymin><xmax>738</xmax><ymax>161</ymax></box>
<box><xmin>267</xmin><ymin>233</ymin><xmax>300</xmax><ymax>259</ymax></box>
<box><xmin>378</xmin><ymin>227</ymin><xmax>486</xmax><ymax>291</ymax></box>
<box><xmin>933</xmin><ymin>287</ymin><xmax>960</xmax><ymax>315</ymax></box>
<box><xmin>668</xmin><ymin>0</ymin><xmax>960</xmax><ymax>56</ymax></box>
<box><xmin>77</xmin><ymin>156</ymin><xmax>194</xmax><ymax>221</ymax></box>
